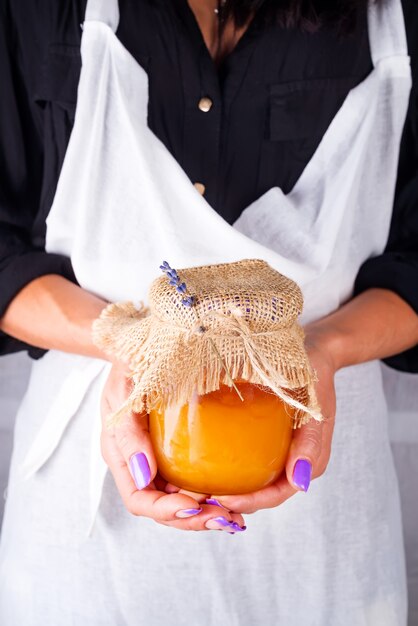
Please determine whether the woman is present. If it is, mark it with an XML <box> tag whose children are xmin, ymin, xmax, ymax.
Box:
<box><xmin>0</xmin><ymin>0</ymin><xmax>417</xmax><ymax>623</ymax></box>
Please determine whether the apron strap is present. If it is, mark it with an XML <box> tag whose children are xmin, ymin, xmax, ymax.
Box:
<box><xmin>84</xmin><ymin>0</ymin><xmax>120</xmax><ymax>32</ymax></box>
<box><xmin>368</xmin><ymin>0</ymin><xmax>408</xmax><ymax>65</ymax></box>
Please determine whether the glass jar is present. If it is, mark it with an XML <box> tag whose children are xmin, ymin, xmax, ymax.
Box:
<box><xmin>149</xmin><ymin>381</ymin><xmax>294</xmax><ymax>495</ymax></box>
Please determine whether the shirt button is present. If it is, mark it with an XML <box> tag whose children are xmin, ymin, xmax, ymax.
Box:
<box><xmin>194</xmin><ymin>182</ymin><xmax>206</xmax><ymax>195</ymax></box>
<box><xmin>198</xmin><ymin>97</ymin><xmax>213</xmax><ymax>113</ymax></box>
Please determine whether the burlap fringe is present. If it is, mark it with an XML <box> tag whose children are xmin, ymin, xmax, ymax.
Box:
<box><xmin>93</xmin><ymin>304</ymin><xmax>322</xmax><ymax>429</ymax></box>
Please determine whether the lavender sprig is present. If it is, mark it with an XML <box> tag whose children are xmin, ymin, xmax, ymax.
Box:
<box><xmin>159</xmin><ymin>261</ymin><xmax>244</xmax><ymax>402</ymax></box>
<box><xmin>160</xmin><ymin>261</ymin><xmax>195</xmax><ymax>307</ymax></box>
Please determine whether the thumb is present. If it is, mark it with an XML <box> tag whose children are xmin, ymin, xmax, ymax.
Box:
<box><xmin>113</xmin><ymin>411</ymin><xmax>157</xmax><ymax>490</ymax></box>
<box><xmin>285</xmin><ymin>418</ymin><xmax>323</xmax><ymax>492</ymax></box>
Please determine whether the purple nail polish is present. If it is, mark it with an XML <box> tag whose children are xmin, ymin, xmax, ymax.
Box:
<box><xmin>212</xmin><ymin>516</ymin><xmax>231</xmax><ymax>527</ymax></box>
<box><xmin>205</xmin><ymin>516</ymin><xmax>246</xmax><ymax>533</ymax></box>
<box><xmin>175</xmin><ymin>508</ymin><xmax>202</xmax><ymax>519</ymax></box>
<box><xmin>205</xmin><ymin>516</ymin><xmax>231</xmax><ymax>531</ymax></box>
<box><xmin>129</xmin><ymin>452</ymin><xmax>151</xmax><ymax>490</ymax></box>
<box><xmin>292</xmin><ymin>459</ymin><xmax>312</xmax><ymax>492</ymax></box>
<box><xmin>205</xmin><ymin>498</ymin><xmax>227</xmax><ymax>509</ymax></box>
<box><xmin>230</xmin><ymin>521</ymin><xmax>246</xmax><ymax>532</ymax></box>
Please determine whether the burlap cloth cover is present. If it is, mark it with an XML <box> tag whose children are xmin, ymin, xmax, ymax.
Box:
<box><xmin>92</xmin><ymin>259</ymin><xmax>322</xmax><ymax>428</ymax></box>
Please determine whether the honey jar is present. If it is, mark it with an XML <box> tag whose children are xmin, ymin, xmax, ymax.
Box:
<box><xmin>149</xmin><ymin>381</ymin><xmax>294</xmax><ymax>495</ymax></box>
<box><xmin>93</xmin><ymin>260</ymin><xmax>322</xmax><ymax>488</ymax></box>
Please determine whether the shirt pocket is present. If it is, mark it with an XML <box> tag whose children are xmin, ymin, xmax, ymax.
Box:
<box><xmin>34</xmin><ymin>43</ymin><xmax>81</xmax><ymax>121</ymax></box>
<box><xmin>268</xmin><ymin>77</ymin><xmax>359</xmax><ymax>141</ymax></box>
<box><xmin>257</xmin><ymin>76</ymin><xmax>360</xmax><ymax>194</ymax></box>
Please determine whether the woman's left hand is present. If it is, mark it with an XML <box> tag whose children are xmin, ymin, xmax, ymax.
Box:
<box><xmin>209</xmin><ymin>328</ymin><xmax>337</xmax><ymax>514</ymax></box>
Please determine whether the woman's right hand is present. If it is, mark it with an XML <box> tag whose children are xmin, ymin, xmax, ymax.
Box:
<box><xmin>100</xmin><ymin>363</ymin><xmax>247</xmax><ymax>533</ymax></box>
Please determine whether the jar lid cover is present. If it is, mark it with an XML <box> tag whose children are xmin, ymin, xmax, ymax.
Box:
<box><xmin>93</xmin><ymin>259</ymin><xmax>322</xmax><ymax>427</ymax></box>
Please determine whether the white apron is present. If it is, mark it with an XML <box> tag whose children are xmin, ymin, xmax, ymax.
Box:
<box><xmin>0</xmin><ymin>0</ymin><xmax>412</xmax><ymax>623</ymax></box>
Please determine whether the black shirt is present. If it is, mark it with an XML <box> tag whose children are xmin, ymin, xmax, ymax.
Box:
<box><xmin>0</xmin><ymin>0</ymin><xmax>417</xmax><ymax>370</ymax></box>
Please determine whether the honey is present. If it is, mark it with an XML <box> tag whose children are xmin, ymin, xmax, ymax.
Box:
<box><xmin>149</xmin><ymin>381</ymin><xmax>294</xmax><ymax>495</ymax></box>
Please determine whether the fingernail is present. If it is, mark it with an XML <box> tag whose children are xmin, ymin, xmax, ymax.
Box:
<box><xmin>292</xmin><ymin>459</ymin><xmax>312</xmax><ymax>492</ymax></box>
<box><xmin>205</xmin><ymin>516</ymin><xmax>246</xmax><ymax>533</ymax></box>
<box><xmin>129</xmin><ymin>452</ymin><xmax>151</xmax><ymax>490</ymax></box>
<box><xmin>175</xmin><ymin>508</ymin><xmax>202</xmax><ymax>519</ymax></box>
<box><xmin>231</xmin><ymin>522</ymin><xmax>246</xmax><ymax>532</ymax></box>
<box><xmin>205</xmin><ymin>498</ymin><xmax>228</xmax><ymax>509</ymax></box>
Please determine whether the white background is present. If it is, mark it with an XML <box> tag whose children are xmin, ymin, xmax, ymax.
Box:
<box><xmin>1</xmin><ymin>353</ymin><xmax>417</xmax><ymax>624</ymax></box>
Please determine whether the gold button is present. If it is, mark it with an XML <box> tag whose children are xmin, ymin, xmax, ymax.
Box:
<box><xmin>194</xmin><ymin>182</ymin><xmax>206</xmax><ymax>195</ymax></box>
<box><xmin>198</xmin><ymin>97</ymin><xmax>213</xmax><ymax>113</ymax></box>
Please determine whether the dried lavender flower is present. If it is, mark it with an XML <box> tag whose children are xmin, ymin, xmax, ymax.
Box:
<box><xmin>158</xmin><ymin>261</ymin><xmax>243</xmax><ymax>401</ymax></box>
<box><xmin>160</xmin><ymin>262</ymin><xmax>195</xmax><ymax>309</ymax></box>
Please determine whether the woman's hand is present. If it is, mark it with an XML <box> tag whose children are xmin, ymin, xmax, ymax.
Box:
<box><xmin>209</xmin><ymin>328</ymin><xmax>337</xmax><ymax>514</ymax></box>
<box><xmin>99</xmin><ymin>289</ymin><xmax>418</xmax><ymax>522</ymax></box>
<box><xmin>203</xmin><ymin>288</ymin><xmax>418</xmax><ymax>515</ymax></box>
<box><xmin>100</xmin><ymin>362</ymin><xmax>246</xmax><ymax>533</ymax></box>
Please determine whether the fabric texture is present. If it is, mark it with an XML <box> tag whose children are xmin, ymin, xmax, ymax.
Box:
<box><xmin>92</xmin><ymin>259</ymin><xmax>321</xmax><ymax>426</ymax></box>
<box><xmin>0</xmin><ymin>0</ymin><xmax>417</xmax><ymax>368</ymax></box>
<box><xmin>354</xmin><ymin>0</ymin><xmax>418</xmax><ymax>371</ymax></box>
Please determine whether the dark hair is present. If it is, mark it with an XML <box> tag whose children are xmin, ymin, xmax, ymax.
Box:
<box><xmin>221</xmin><ymin>0</ymin><xmax>370</xmax><ymax>34</ymax></box>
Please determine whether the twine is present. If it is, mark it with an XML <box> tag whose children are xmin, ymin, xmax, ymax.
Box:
<box><xmin>92</xmin><ymin>259</ymin><xmax>322</xmax><ymax>428</ymax></box>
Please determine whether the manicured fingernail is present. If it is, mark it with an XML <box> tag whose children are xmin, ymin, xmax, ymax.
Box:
<box><xmin>205</xmin><ymin>498</ymin><xmax>228</xmax><ymax>509</ymax></box>
<box><xmin>175</xmin><ymin>508</ymin><xmax>202</xmax><ymax>519</ymax></box>
<box><xmin>230</xmin><ymin>521</ymin><xmax>246</xmax><ymax>532</ymax></box>
<box><xmin>292</xmin><ymin>459</ymin><xmax>312</xmax><ymax>492</ymax></box>
<box><xmin>205</xmin><ymin>516</ymin><xmax>246</xmax><ymax>533</ymax></box>
<box><xmin>129</xmin><ymin>452</ymin><xmax>151</xmax><ymax>490</ymax></box>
